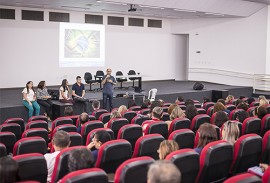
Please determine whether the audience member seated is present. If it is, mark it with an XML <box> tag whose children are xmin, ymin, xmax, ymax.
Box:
<box><xmin>148</xmin><ymin>101</ymin><xmax>162</xmax><ymax>118</ymax></box>
<box><xmin>44</xmin><ymin>131</ymin><xmax>71</xmax><ymax>182</ymax></box>
<box><xmin>213</xmin><ymin>102</ymin><xmax>230</xmax><ymax>114</ymax></box>
<box><xmin>64</xmin><ymin>106</ymin><xmax>74</xmax><ymax>116</ymax></box>
<box><xmin>72</xmin><ymin>76</ymin><xmax>89</xmax><ymax>112</ymax></box>
<box><xmin>165</xmin><ymin>106</ymin><xmax>185</xmax><ymax>130</ymax></box>
<box><xmin>236</xmin><ymin>110</ymin><xmax>249</xmax><ymax>123</ymax></box>
<box><xmin>77</xmin><ymin>112</ymin><xmax>89</xmax><ymax>133</ymax></box>
<box><xmin>175</xmin><ymin>96</ymin><xmax>184</xmax><ymax>105</ymax></box>
<box><xmin>91</xmin><ymin>100</ymin><xmax>100</xmax><ymax>115</ymax></box>
<box><xmin>0</xmin><ymin>156</ymin><xmax>19</xmax><ymax>183</ymax></box>
<box><xmin>68</xmin><ymin>148</ymin><xmax>94</xmax><ymax>172</ymax></box>
<box><xmin>247</xmin><ymin>97</ymin><xmax>256</xmax><ymax>105</ymax></box>
<box><xmin>194</xmin><ymin>123</ymin><xmax>218</xmax><ymax>155</ymax></box>
<box><xmin>87</xmin><ymin>130</ymin><xmax>111</xmax><ymax>163</ymax></box>
<box><xmin>202</xmin><ymin>97</ymin><xmax>211</xmax><ymax>105</ymax></box>
<box><xmin>185</xmin><ymin>99</ymin><xmax>194</xmax><ymax>106</ymax></box>
<box><xmin>157</xmin><ymin>140</ymin><xmax>179</xmax><ymax>160</ymax></box>
<box><xmin>141</xmin><ymin>103</ymin><xmax>149</xmax><ymax>110</ymax></box>
<box><xmin>185</xmin><ymin>105</ymin><xmax>198</xmax><ymax>121</ymax></box>
<box><xmin>237</xmin><ymin>102</ymin><xmax>249</xmax><ymax>111</ymax></box>
<box><xmin>104</xmin><ymin>111</ymin><xmax>122</xmax><ymax>128</ymax></box>
<box><xmin>222</xmin><ymin>121</ymin><xmax>240</xmax><ymax>145</ymax></box>
<box><xmin>118</xmin><ymin>105</ymin><xmax>128</xmax><ymax>116</ymax></box>
<box><xmin>235</xmin><ymin>99</ymin><xmax>243</xmax><ymax>107</ymax></box>
<box><xmin>225</xmin><ymin>95</ymin><xmax>234</xmax><ymax>104</ymax></box>
<box><xmin>168</xmin><ymin>104</ymin><xmax>178</xmax><ymax>115</ymax></box>
<box><xmin>259</xmin><ymin>95</ymin><xmax>269</xmax><ymax>106</ymax></box>
<box><xmin>142</xmin><ymin>107</ymin><xmax>163</xmax><ymax>133</ymax></box>
<box><xmin>214</xmin><ymin>111</ymin><xmax>229</xmax><ymax>127</ymax></box>
<box><xmin>147</xmin><ymin>160</ymin><xmax>181</xmax><ymax>183</ymax></box>
<box><xmin>59</xmin><ymin>79</ymin><xmax>74</xmax><ymax>104</ymax></box>
<box><xmin>143</xmin><ymin>99</ymin><xmax>152</xmax><ymax>107</ymax></box>
<box><xmin>37</xmin><ymin>80</ymin><xmax>53</xmax><ymax>121</ymax></box>
<box><xmin>254</xmin><ymin>106</ymin><xmax>268</xmax><ymax>119</ymax></box>
<box><xmin>22</xmin><ymin>81</ymin><xmax>40</xmax><ymax>118</ymax></box>
<box><xmin>158</xmin><ymin>99</ymin><xmax>165</xmax><ymax>107</ymax></box>
<box><xmin>217</xmin><ymin>99</ymin><xmax>226</xmax><ymax>105</ymax></box>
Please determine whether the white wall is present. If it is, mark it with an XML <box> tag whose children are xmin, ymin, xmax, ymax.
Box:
<box><xmin>171</xmin><ymin>7</ymin><xmax>269</xmax><ymax>86</ymax></box>
<box><xmin>0</xmin><ymin>6</ymin><xmax>176</xmax><ymax>88</ymax></box>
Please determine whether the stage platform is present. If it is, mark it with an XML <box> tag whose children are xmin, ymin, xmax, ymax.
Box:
<box><xmin>0</xmin><ymin>80</ymin><xmax>253</xmax><ymax>124</ymax></box>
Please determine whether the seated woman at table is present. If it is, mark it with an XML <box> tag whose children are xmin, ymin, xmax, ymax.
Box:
<box><xmin>59</xmin><ymin>79</ymin><xmax>74</xmax><ymax>104</ymax></box>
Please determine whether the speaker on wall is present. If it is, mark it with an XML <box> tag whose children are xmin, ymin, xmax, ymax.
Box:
<box><xmin>212</xmin><ymin>90</ymin><xmax>229</xmax><ymax>102</ymax></box>
<box><xmin>193</xmin><ymin>82</ymin><xmax>204</xmax><ymax>90</ymax></box>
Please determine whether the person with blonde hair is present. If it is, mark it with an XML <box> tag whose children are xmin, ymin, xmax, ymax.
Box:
<box><xmin>157</xmin><ymin>140</ymin><xmax>179</xmax><ymax>160</ymax></box>
<box><xmin>222</xmin><ymin>121</ymin><xmax>239</xmax><ymax>145</ymax></box>
<box><xmin>104</xmin><ymin>110</ymin><xmax>122</xmax><ymax>128</ymax></box>
<box><xmin>167</xmin><ymin>104</ymin><xmax>178</xmax><ymax>115</ymax></box>
<box><xmin>166</xmin><ymin>106</ymin><xmax>185</xmax><ymax>129</ymax></box>
<box><xmin>225</xmin><ymin>95</ymin><xmax>234</xmax><ymax>104</ymax></box>
<box><xmin>118</xmin><ymin>105</ymin><xmax>128</xmax><ymax>116</ymax></box>
<box><xmin>213</xmin><ymin>102</ymin><xmax>226</xmax><ymax>113</ymax></box>
<box><xmin>259</xmin><ymin>95</ymin><xmax>269</xmax><ymax>107</ymax></box>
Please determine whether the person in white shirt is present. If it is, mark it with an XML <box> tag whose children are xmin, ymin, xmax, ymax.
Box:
<box><xmin>44</xmin><ymin>131</ymin><xmax>70</xmax><ymax>182</ymax></box>
<box><xmin>22</xmin><ymin>81</ymin><xmax>40</xmax><ymax>118</ymax></box>
<box><xmin>59</xmin><ymin>79</ymin><xmax>74</xmax><ymax>104</ymax></box>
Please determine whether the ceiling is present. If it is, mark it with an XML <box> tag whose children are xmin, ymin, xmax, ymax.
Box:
<box><xmin>0</xmin><ymin>0</ymin><xmax>267</xmax><ymax>19</ymax></box>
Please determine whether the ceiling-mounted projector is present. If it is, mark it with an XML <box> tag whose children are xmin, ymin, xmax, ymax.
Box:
<box><xmin>128</xmin><ymin>4</ymin><xmax>137</xmax><ymax>12</ymax></box>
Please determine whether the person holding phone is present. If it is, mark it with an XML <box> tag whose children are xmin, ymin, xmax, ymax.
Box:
<box><xmin>101</xmin><ymin>68</ymin><xmax>116</xmax><ymax>111</ymax></box>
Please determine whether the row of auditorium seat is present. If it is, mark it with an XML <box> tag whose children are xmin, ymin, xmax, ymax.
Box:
<box><xmin>2</xmin><ymin>132</ymin><xmax>269</xmax><ymax>183</ymax></box>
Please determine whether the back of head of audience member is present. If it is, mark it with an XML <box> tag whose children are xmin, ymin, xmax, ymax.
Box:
<box><xmin>93</xmin><ymin>130</ymin><xmax>112</xmax><ymax>149</ymax></box>
<box><xmin>52</xmin><ymin>131</ymin><xmax>71</xmax><ymax>151</ymax></box>
<box><xmin>239</xmin><ymin>96</ymin><xmax>246</xmax><ymax>100</ymax></box>
<box><xmin>158</xmin><ymin>140</ymin><xmax>179</xmax><ymax>160</ymax></box>
<box><xmin>64</xmin><ymin>106</ymin><xmax>73</xmax><ymax>116</ymax></box>
<box><xmin>259</xmin><ymin>95</ymin><xmax>269</xmax><ymax>106</ymax></box>
<box><xmin>79</xmin><ymin>112</ymin><xmax>89</xmax><ymax>125</ymax></box>
<box><xmin>118</xmin><ymin>105</ymin><xmax>128</xmax><ymax>114</ymax></box>
<box><xmin>247</xmin><ymin>97</ymin><xmax>255</xmax><ymax>105</ymax></box>
<box><xmin>149</xmin><ymin>101</ymin><xmax>162</xmax><ymax>117</ymax></box>
<box><xmin>235</xmin><ymin>99</ymin><xmax>243</xmax><ymax>107</ymax></box>
<box><xmin>213</xmin><ymin>102</ymin><xmax>226</xmax><ymax>113</ymax></box>
<box><xmin>214</xmin><ymin>111</ymin><xmax>229</xmax><ymax>127</ymax></box>
<box><xmin>0</xmin><ymin>156</ymin><xmax>19</xmax><ymax>183</ymax></box>
<box><xmin>152</xmin><ymin>107</ymin><xmax>163</xmax><ymax>120</ymax></box>
<box><xmin>158</xmin><ymin>99</ymin><xmax>165</xmax><ymax>107</ymax></box>
<box><xmin>147</xmin><ymin>160</ymin><xmax>181</xmax><ymax>183</ymax></box>
<box><xmin>92</xmin><ymin>100</ymin><xmax>100</xmax><ymax>110</ymax></box>
<box><xmin>141</xmin><ymin>102</ymin><xmax>149</xmax><ymax>109</ymax></box>
<box><xmin>197</xmin><ymin>123</ymin><xmax>218</xmax><ymax>149</ymax></box>
<box><xmin>143</xmin><ymin>99</ymin><xmax>152</xmax><ymax>106</ymax></box>
<box><xmin>168</xmin><ymin>104</ymin><xmax>178</xmax><ymax>115</ymax></box>
<box><xmin>236</xmin><ymin>102</ymin><xmax>249</xmax><ymax>111</ymax></box>
<box><xmin>68</xmin><ymin>148</ymin><xmax>94</xmax><ymax>172</ymax></box>
<box><xmin>217</xmin><ymin>99</ymin><xmax>226</xmax><ymax>106</ymax></box>
<box><xmin>222</xmin><ymin>121</ymin><xmax>239</xmax><ymax>145</ymax></box>
<box><xmin>225</xmin><ymin>95</ymin><xmax>234</xmax><ymax>104</ymax></box>
<box><xmin>185</xmin><ymin>105</ymin><xmax>198</xmax><ymax>121</ymax></box>
<box><xmin>170</xmin><ymin>106</ymin><xmax>185</xmax><ymax>121</ymax></box>
<box><xmin>185</xmin><ymin>99</ymin><xmax>194</xmax><ymax>106</ymax></box>
<box><xmin>110</xmin><ymin>110</ymin><xmax>121</xmax><ymax>119</ymax></box>
<box><xmin>176</xmin><ymin>96</ymin><xmax>184</xmax><ymax>103</ymax></box>
<box><xmin>236</xmin><ymin>110</ymin><xmax>249</xmax><ymax>123</ymax></box>
<box><xmin>255</xmin><ymin>106</ymin><xmax>267</xmax><ymax>119</ymax></box>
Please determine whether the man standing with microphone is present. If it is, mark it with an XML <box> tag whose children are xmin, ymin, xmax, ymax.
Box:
<box><xmin>102</xmin><ymin>68</ymin><xmax>116</xmax><ymax>111</ymax></box>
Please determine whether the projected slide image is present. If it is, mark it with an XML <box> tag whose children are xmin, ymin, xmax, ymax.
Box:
<box><xmin>59</xmin><ymin>23</ymin><xmax>105</xmax><ymax>67</ymax></box>
<box><xmin>64</xmin><ymin>29</ymin><xmax>100</xmax><ymax>58</ymax></box>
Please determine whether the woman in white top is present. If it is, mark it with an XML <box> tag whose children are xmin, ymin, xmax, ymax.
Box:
<box><xmin>22</xmin><ymin>81</ymin><xmax>40</xmax><ymax>118</ymax></box>
<box><xmin>59</xmin><ymin>79</ymin><xmax>74</xmax><ymax>104</ymax></box>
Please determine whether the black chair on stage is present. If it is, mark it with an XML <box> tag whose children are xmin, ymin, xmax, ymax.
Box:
<box><xmin>128</xmin><ymin>70</ymin><xmax>139</xmax><ymax>88</ymax></box>
<box><xmin>84</xmin><ymin>72</ymin><xmax>96</xmax><ymax>92</ymax></box>
<box><xmin>115</xmin><ymin>71</ymin><xmax>128</xmax><ymax>89</ymax></box>
<box><xmin>95</xmin><ymin>70</ymin><xmax>104</xmax><ymax>91</ymax></box>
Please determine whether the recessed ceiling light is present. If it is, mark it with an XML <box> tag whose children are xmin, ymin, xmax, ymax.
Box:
<box><xmin>174</xmin><ymin>9</ymin><xmax>196</xmax><ymax>13</ymax></box>
<box><xmin>96</xmin><ymin>1</ymin><xmax>127</xmax><ymax>5</ymax></box>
